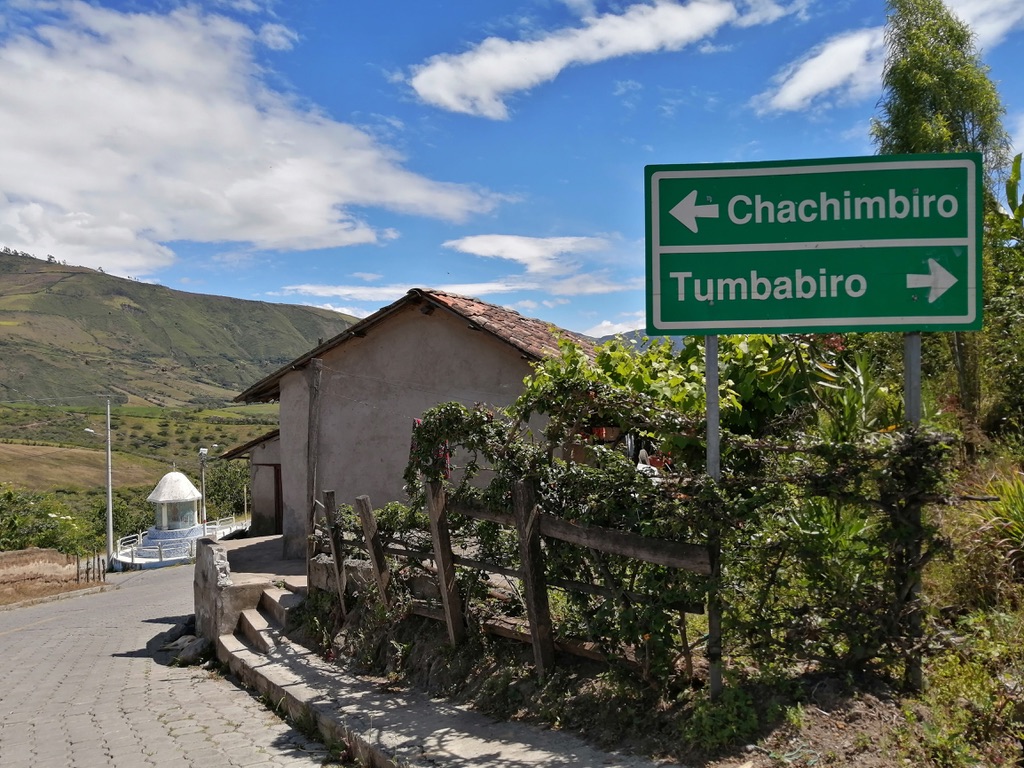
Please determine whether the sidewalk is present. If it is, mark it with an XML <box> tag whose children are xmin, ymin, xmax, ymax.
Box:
<box><xmin>220</xmin><ymin>628</ymin><xmax>681</xmax><ymax>768</ymax></box>
<box><xmin>0</xmin><ymin>565</ymin><xmax>335</xmax><ymax>768</ymax></box>
<box><xmin>215</xmin><ymin>536</ymin><xmax>683</xmax><ymax>768</ymax></box>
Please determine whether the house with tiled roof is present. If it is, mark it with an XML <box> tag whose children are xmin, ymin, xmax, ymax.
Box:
<box><xmin>233</xmin><ymin>288</ymin><xmax>593</xmax><ymax>559</ymax></box>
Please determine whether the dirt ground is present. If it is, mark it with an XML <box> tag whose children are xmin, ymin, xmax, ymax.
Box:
<box><xmin>0</xmin><ymin>579</ymin><xmax>99</xmax><ymax>607</ymax></box>
<box><xmin>703</xmin><ymin>685</ymin><xmax>906</xmax><ymax>768</ymax></box>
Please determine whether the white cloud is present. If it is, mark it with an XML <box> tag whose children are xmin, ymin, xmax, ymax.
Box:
<box><xmin>613</xmin><ymin>79</ymin><xmax>642</xmax><ymax>97</ymax></box>
<box><xmin>947</xmin><ymin>0</ymin><xmax>1024</xmax><ymax>48</ymax></box>
<box><xmin>0</xmin><ymin>2</ymin><xmax>497</xmax><ymax>276</ymax></box>
<box><xmin>436</xmin><ymin>281</ymin><xmax>535</xmax><ymax>296</ymax></box>
<box><xmin>442</xmin><ymin>234</ymin><xmax>608</xmax><ymax>274</ymax></box>
<box><xmin>734</xmin><ymin>0</ymin><xmax>808</xmax><ymax>28</ymax></box>
<box><xmin>583</xmin><ymin>314</ymin><xmax>645</xmax><ymax>337</ymax></box>
<box><xmin>408</xmin><ymin>0</ymin><xmax>737</xmax><ymax>119</ymax></box>
<box><xmin>613</xmin><ymin>78</ymin><xmax>643</xmax><ymax>109</ymax></box>
<box><xmin>698</xmin><ymin>40</ymin><xmax>733</xmax><ymax>54</ymax></box>
<box><xmin>279</xmin><ymin>265</ymin><xmax>638</xmax><ymax>307</ymax></box>
<box><xmin>560</xmin><ymin>0</ymin><xmax>599</xmax><ymax>18</ymax></box>
<box><xmin>279</xmin><ymin>281</ymin><xmax>522</xmax><ymax>304</ymax></box>
<box><xmin>324</xmin><ymin>232</ymin><xmax>638</xmax><ymax>304</ymax></box>
<box><xmin>753</xmin><ymin>27</ymin><xmax>884</xmax><ymax>114</ymax></box>
<box><xmin>258</xmin><ymin>22</ymin><xmax>298</xmax><ymax>51</ymax></box>
<box><xmin>546</xmin><ymin>273</ymin><xmax>645</xmax><ymax>295</ymax></box>
<box><xmin>216</xmin><ymin>0</ymin><xmax>272</xmax><ymax>13</ymax></box>
<box><xmin>351</xmin><ymin>272</ymin><xmax>383</xmax><ymax>282</ymax></box>
<box><xmin>1012</xmin><ymin>113</ymin><xmax>1024</xmax><ymax>156</ymax></box>
<box><xmin>305</xmin><ymin>303</ymin><xmax>372</xmax><ymax>319</ymax></box>
<box><xmin>756</xmin><ymin>0</ymin><xmax>1024</xmax><ymax>115</ymax></box>
<box><xmin>279</xmin><ymin>284</ymin><xmax>415</xmax><ymax>303</ymax></box>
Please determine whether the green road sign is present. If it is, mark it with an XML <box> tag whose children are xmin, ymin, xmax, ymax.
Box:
<box><xmin>645</xmin><ymin>153</ymin><xmax>983</xmax><ymax>335</ymax></box>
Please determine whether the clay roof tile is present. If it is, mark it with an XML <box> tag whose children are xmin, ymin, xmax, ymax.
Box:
<box><xmin>424</xmin><ymin>290</ymin><xmax>594</xmax><ymax>360</ymax></box>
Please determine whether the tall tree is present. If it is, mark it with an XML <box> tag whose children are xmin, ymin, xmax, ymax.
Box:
<box><xmin>872</xmin><ymin>0</ymin><xmax>1010</xmax><ymax>174</ymax></box>
<box><xmin>871</xmin><ymin>0</ymin><xmax>1011</xmax><ymax>444</ymax></box>
<box><xmin>984</xmin><ymin>154</ymin><xmax>1024</xmax><ymax>431</ymax></box>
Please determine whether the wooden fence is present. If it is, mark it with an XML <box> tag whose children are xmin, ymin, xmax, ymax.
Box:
<box><xmin>313</xmin><ymin>479</ymin><xmax>716</xmax><ymax>683</ymax></box>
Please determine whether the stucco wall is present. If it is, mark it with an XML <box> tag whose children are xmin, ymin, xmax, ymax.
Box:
<box><xmin>251</xmin><ymin>436</ymin><xmax>280</xmax><ymax>465</ymax></box>
<box><xmin>276</xmin><ymin>303</ymin><xmax>536</xmax><ymax>557</ymax></box>
<box><xmin>280</xmin><ymin>369</ymin><xmax>311</xmax><ymax>558</ymax></box>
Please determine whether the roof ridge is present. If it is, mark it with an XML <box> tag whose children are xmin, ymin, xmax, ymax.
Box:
<box><xmin>236</xmin><ymin>288</ymin><xmax>594</xmax><ymax>403</ymax></box>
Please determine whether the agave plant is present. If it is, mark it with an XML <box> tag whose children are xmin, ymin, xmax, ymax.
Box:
<box><xmin>975</xmin><ymin>472</ymin><xmax>1024</xmax><ymax>572</ymax></box>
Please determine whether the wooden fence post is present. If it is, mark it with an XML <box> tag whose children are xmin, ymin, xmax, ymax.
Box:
<box><xmin>512</xmin><ymin>479</ymin><xmax>555</xmax><ymax>680</ymax></box>
<box><xmin>306</xmin><ymin>358</ymin><xmax>323</xmax><ymax>584</ymax></box>
<box><xmin>322</xmin><ymin>491</ymin><xmax>348</xmax><ymax>617</ymax></box>
<box><xmin>707</xmin><ymin>533</ymin><xmax>723</xmax><ymax>700</ymax></box>
<box><xmin>424</xmin><ymin>480</ymin><xmax>466</xmax><ymax>645</ymax></box>
<box><xmin>355</xmin><ymin>495</ymin><xmax>391</xmax><ymax>607</ymax></box>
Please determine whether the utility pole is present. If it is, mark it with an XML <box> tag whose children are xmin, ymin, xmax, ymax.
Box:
<box><xmin>105</xmin><ymin>397</ymin><xmax>113</xmax><ymax>566</ymax></box>
<box><xmin>87</xmin><ymin>398</ymin><xmax>114</xmax><ymax>566</ymax></box>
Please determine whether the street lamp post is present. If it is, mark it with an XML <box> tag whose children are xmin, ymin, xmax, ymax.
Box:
<box><xmin>85</xmin><ymin>397</ymin><xmax>114</xmax><ymax>566</ymax></box>
<box><xmin>105</xmin><ymin>398</ymin><xmax>113</xmax><ymax>565</ymax></box>
<box><xmin>198</xmin><ymin>445</ymin><xmax>220</xmax><ymax>526</ymax></box>
<box><xmin>199</xmin><ymin>447</ymin><xmax>208</xmax><ymax>525</ymax></box>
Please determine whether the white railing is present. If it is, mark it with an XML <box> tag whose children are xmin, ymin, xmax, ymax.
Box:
<box><xmin>204</xmin><ymin>515</ymin><xmax>245</xmax><ymax>537</ymax></box>
<box><xmin>116</xmin><ymin>532</ymin><xmax>140</xmax><ymax>552</ymax></box>
<box><xmin>113</xmin><ymin>515</ymin><xmax>250</xmax><ymax>568</ymax></box>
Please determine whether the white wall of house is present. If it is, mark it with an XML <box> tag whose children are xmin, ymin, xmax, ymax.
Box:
<box><xmin>280</xmin><ymin>368</ymin><xmax>312</xmax><ymax>558</ymax></box>
<box><xmin>275</xmin><ymin>302</ymin><xmax>536</xmax><ymax>558</ymax></box>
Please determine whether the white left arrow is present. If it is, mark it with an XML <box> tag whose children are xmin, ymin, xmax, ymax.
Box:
<box><xmin>669</xmin><ymin>190</ymin><xmax>720</xmax><ymax>233</ymax></box>
<box><xmin>907</xmin><ymin>258</ymin><xmax>958</xmax><ymax>303</ymax></box>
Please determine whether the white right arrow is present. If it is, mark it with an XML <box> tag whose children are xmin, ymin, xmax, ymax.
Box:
<box><xmin>669</xmin><ymin>189</ymin><xmax>720</xmax><ymax>233</ymax></box>
<box><xmin>906</xmin><ymin>258</ymin><xmax>958</xmax><ymax>303</ymax></box>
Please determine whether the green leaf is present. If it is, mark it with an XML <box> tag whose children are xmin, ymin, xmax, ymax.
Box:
<box><xmin>1007</xmin><ymin>153</ymin><xmax>1022</xmax><ymax>215</ymax></box>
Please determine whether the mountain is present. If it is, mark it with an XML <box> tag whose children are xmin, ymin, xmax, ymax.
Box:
<box><xmin>0</xmin><ymin>249</ymin><xmax>356</xmax><ymax>406</ymax></box>
<box><xmin>598</xmin><ymin>329</ymin><xmax>686</xmax><ymax>350</ymax></box>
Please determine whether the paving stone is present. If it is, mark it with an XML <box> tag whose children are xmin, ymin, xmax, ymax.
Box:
<box><xmin>0</xmin><ymin>566</ymin><xmax>332</xmax><ymax>767</ymax></box>
<box><xmin>4</xmin><ymin>555</ymin><xmax>683</xmax><ymax>768</ymax></box>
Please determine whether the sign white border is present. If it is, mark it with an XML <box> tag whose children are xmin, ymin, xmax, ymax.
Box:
<box><xmin>649</xmin><ymin>157</ymin><xmax>979</xmax><ymax>332</ymax></box>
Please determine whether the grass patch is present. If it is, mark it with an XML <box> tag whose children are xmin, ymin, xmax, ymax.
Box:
<box><xmin>0</xmin><ymin>443</ymin><xmax>166</xmax><ymax>491</ymax></box>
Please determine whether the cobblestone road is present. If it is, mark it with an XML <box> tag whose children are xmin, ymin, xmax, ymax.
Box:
<box><xmin>0</xmin><ymin>565</ymin><xmax>335</xmax><ymax>768</ymax></box>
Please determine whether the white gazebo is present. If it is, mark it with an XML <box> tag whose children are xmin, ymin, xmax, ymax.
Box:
<box><xmin>112</xmin><ymin>470</ymin><xmax>250</xmax><ymax>570</ymax></box>
<box><xmin>147</xmin><ymin>471</ymin><xmax>203</xmax><ymax>531</ymax></box>
<box><xmin>111</xmin><ymin>471</ymin><xmax>205</xmax><ymax>570</ymax></box>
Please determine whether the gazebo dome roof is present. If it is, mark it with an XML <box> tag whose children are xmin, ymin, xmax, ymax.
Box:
<box><xmin>147</xmin><ymin>471</ymin><xmax>202</xmax><ymax>503</ymax></box>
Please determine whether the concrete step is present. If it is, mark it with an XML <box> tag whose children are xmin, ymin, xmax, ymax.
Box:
<box><xmin>282</xmin><ymin>575</ymin><xmax>308</xmax><ymax>596</ymax></box>
<box><xmin>238</xmin><ymin>607</ymin><xmax>278</xmax><ymax>655</ymax></box>
<box><xmin>214</xmin><ymin>630</ymin><xmax>675</xmax><ymax>768</ymax></box>
<box><xmin>260</xmin><ymin>587</ymin><xmax>304</xmax><ymax>630</ymax></box>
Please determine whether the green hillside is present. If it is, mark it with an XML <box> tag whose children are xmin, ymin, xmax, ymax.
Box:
<box><xmin>0</xmin><ymin>402</ymin><xmax>278</xmax><ymax>493</ymax></box>
<box><xmin>0</xmin><ymin>248</ymin><xmax>356</xmax><ymax>406</ymax></box>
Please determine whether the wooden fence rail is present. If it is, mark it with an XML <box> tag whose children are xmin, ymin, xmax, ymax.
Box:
<box><xmin>319</xmin><ymin>479</ymin><xmax>715</xmax><ymax>682</ymax></box>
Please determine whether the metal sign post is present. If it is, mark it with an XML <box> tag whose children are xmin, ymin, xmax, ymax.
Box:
<box><xmin>903</xmin><ymin>331</ymin><xmax>923</xmax><ymax>690</ymax></box>
<box><xmin>705</xmin><ymin>335</ymin><xmax>722</xmax><ymax>699</ymax></box>
<box><xmin>644</xmin><ymin>154</ymin><xmax>982</xmax><ymax>696</ymax></box>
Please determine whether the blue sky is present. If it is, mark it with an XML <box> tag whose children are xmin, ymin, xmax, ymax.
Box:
<box><xmin>0</xmin><ymin>0</ymin><xmax>1022</xmax><ymax>337</ymax></box>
